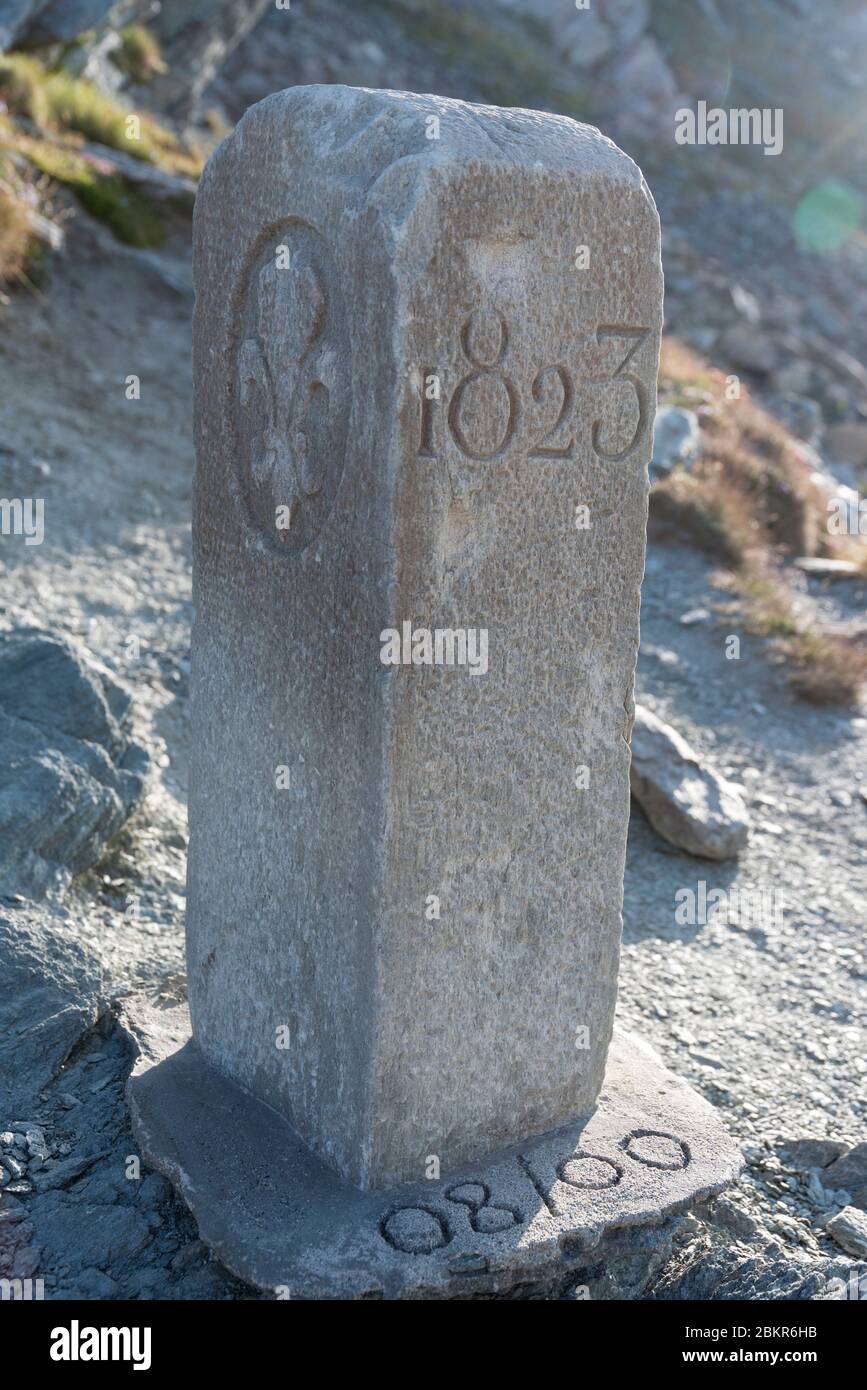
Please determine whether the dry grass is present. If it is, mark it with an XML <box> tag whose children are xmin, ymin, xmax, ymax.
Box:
<box><xmin>0</xmin><ymin>142</ymin><xmax>63</xmax><ymax>291</ymax></box>
<box><xmin>653</xmin><ymin>334</ymin><xmax>867</xmax><ymax>705</ymax></box>
<box><xmin>0</xmin><ymin>175</ymin><xmax>33</xmax><ymax>285</ymax></box>
<box><xmin>786</xmin><ymin>631</ymin><xmax>867</xmax><ymax>704</ymax></box>
<box><xmin>0</xmin><ymin>51</ymin><xmax>202</xmax><ymax>257</ymax></box>
<box><xmin>650</xmin><ymin>470</ymin><xmax>759</xmax><ymax>566</ymax></box>
<box><xmin>0</xmin><ymin>52</ymin><xmax>199</xmax><ymax>174</ymax></box>
<box><xmin>653</xmin><ymin>359</ymin><xmax>827</xmax><ymax>560</ymax></box>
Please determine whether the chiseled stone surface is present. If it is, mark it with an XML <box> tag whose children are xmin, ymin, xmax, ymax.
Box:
<box><xmin>124</xmin><ymin>999</ymin><xmax>741</xmax><ymax>1300</ymax></box>
<box><xmin>189</xmin><ymin>84</ymin><xmax>662</xmax><ymax>1190</ymax></box>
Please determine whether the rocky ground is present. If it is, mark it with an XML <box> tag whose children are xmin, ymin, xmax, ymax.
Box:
<box><xmin>1</xmin><ymin>0</ymin><xmax>866</xmax><ymax>1300</ymax></box>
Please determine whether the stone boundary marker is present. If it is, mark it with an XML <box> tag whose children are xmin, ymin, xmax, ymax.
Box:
<box><xmin>128</xmin><ymin>85</ymin><xmax>740</xmax><ymax>1298</ymax></box>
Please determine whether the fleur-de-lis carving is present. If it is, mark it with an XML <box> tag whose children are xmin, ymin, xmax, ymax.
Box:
<box><xmin>237</xmin><ymin>258</ymin><xmax>337</xmax><ymax>530</ymax></box>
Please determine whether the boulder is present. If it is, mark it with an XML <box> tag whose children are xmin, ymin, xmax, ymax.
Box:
<box><xmin>0</xmin><ymin>907</ymin><xmax>104</xmax><ymax>1114</ymax></box>
<box><xmin>144</xmin><ymin>0</ymin><xmax>271</xmax><ymax>117</ymax></box>
<box><xmin>827</xmin><ymin>1206</ymin><xmax>867</xmax><ymax>1260</ymax></box>
<box><xmin>823</xmin><ymin>1143</ymin><xmax>867</xmax><ymax>1210</ymax></box>
<box><xmin>718</xmin><ymin>324</ymin><xmax>778</xmax><ymax>374</ymax></box>
<box><xmin>0</xmin><ymin>628</ymin><xmax>148</xmax><ymax>898</ymax></box>
<box><xmin>779</xmin><ymin>1137</ymin><xmax>848</xmax><ymax>1171</ymax></box>
<box><xmin>605</xmin><ymin>36</ymin><xmax>680</xmax><ymax>129</ymax></box>
<box><xmin>2</xmin><ymin>0</ymin><xmax>124</xmax><ymax>49</ymax></box>
<box><xmin>630</xmin><ymin>704</ymin><xmax>751</xmax><ymax>860</ymax></box>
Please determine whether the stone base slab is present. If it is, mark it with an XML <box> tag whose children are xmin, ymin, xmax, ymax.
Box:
<box><xmin>122</xmin><ymin>1000</ymin><xmax>741</xmax><ymax>1299</ymax></box>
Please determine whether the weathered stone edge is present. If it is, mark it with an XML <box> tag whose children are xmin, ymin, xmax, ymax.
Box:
<box><xmin>121</xmin><ymin>999</ymin><xmax>741</xmax><ymax>1299</ymax></box>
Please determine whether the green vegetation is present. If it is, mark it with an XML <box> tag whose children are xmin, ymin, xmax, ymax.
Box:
<box><xmin>0</xmin><ymin>53</ymin><xmax>51</xmax><ymax>127</ymax></box>
<box><xmin>14</xmin><ymin>133</ymin><xmax>165</xmax><ymax>247</ymax></box>
<box><xmin>113</xmin><ymin>24</ymin><xmax>167</xmax><ymax>83</ymax></box>
<box><xmin>0</xmin><ymin>52</ymin><xmax>198</xmax><ymax>172</ymax></box>
<box><xmin>0</xmin><ymin>50</ymin><xmax>202</xmax><ymax>258</ymax></box>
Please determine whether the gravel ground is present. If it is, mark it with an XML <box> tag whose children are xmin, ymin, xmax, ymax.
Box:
<box><xmin>620</xmin><ymin>543</ymin><xmax>867</xmax><ymax>1286</ymax></box>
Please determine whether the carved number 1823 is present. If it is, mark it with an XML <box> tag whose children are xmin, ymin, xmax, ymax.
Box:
<box><xmin>417</xmin><ymin>318</ymin><xmax>651</xmax><ymax>465</ymax></box>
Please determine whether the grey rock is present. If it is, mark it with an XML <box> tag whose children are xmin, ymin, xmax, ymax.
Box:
<box><xmin>172</xmin><ymin>1263</ymin><xmax>235</xmax><ymax>1300</ymax></box>
<box><xmin>13</xmin><ymin>0</ymin><xmax>119</xmax><ymax>46</ymax></box>
<box><xmin>0</xmin><ymin>629</ymin><xmax>149</xmax><ymax>898</ymax></box>
<box><xmin>60</xmin><ymin>28</ymin><xmax>125</xmax><ymax>96</ymax></box>
<box><xmin>170</xmin><ymin>1239</ymin><xmax>207</xmax><ymax>1276</ymax></box>
<box><xmin>599</xmin><ymin>0</ymin><xmax>649</xmax><ymax>46</ymax></box>
<box><xmin>32</xmin><ymin>1149</ymin><xmax>110</xmax><ymax>1193</ymax></box>
<box><xmin>0</xmin><ymin>1193</ymin><xmax>27</xmax><ymax>1226</ymax></box>
<box><xmin>770</xmin><ymin>359</ymin><xmax>813</xmax><ymax>395</ymax></box>
<box><xmin>561</xmin><ymin>10</ymin><xmax>614</xmax><ymax>70</ymax></box>
<box><xmin>124</xmin><ymin>997</ymin><xmax>741</xmax><ymax>1299</ymax></box>
<box><xmin>718</xmin><ymin>323</ymin><xmax>778</xmax><ymax>374</ymax></box>
<box><xmin>729</xmin><ymin>283</ymin><xmax>762</xmax><ymax>325</ymax></box>
<box><xmin>827</xmin><ymin>1206</ymin><xmax>867</xmax><ymax>1260</ymax></box>
<box><xmin>630</xmin><ymin>705</ymin><xmax>751</xmax><ymax>860</ymax></box>
<box><xmin>806</xmin><ymin>299</ymin><xmax>847</xmax><ymax>342</ymax></box>
<box><xmin>653</xmin><ymin>1244</ymin><xmax>866</xmax><ymax>1301</ymax></box>
<box><xmin>74</xmin><ymin>1267</ymin><xmax>119</xmax><ymax>1298</ymax></box>
<box><xmin>0</xmin><ymin>628</ymin><xmax>131</xmax><ymax>750</ymax></box>
<box><xmin>29</xmin><ymin>1192</ymin><xmax>151</xmax><ymax>1270</ymax></box>
<box><xmin>0</xmin><ymin>1</ymin><xmax>37</xmax><ymax>50</ymax></box>
<box><xmin>770</xmin><ymin>393</ymin><xmax>822</xmax><ymax>443</ymax></box>
<box><xmin>188</xmin><ymin>84</ymin><xmax>662</xmax><ymax>1192</ymax></box>
<box><xmin>709</xmin><ymin>1196</ymin><xmax>760</xmax><ymax>1241</ymax></box>
<box><xmin>23</xmin><ymin>1126</ymin><xmax>46</xmax><ymax>1153</ymax></box>
<box><xmin>780</xmin><ymin>1137</ymin><xmax>848</xmax><ymax>1171</ymax></box>
<box><xmin>146</xmin><ymin>0</ymin><xmax>271</xmax><ymax>117</ymax></box>
<box><xmin>823</xmin><ymin>1143</ymin><xmax>867</xmax><ymax>1210</ymax></box>
<box><xmin>606</xmin><ymin>37</ymin><xmax>680</xmax><ymax>128</ymax></box>
<box><xmin>0</xmin><ymin>909</ymin><xmax>104</xmax><ymax>1115</ymax></box>
<box><xmin>793</xmin><ymin>557</ymin><xmax>861</xmax><ymax>580</ymax></box>
<box><xmin>138</xmin><ymin>1172</ymin><xmax>173</xmax><ymax>1211</ymax></box>
<box><xmin>651</xmin><ymin>405</ymin><xmax>700</xmax><ymax>476</ymax></box>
